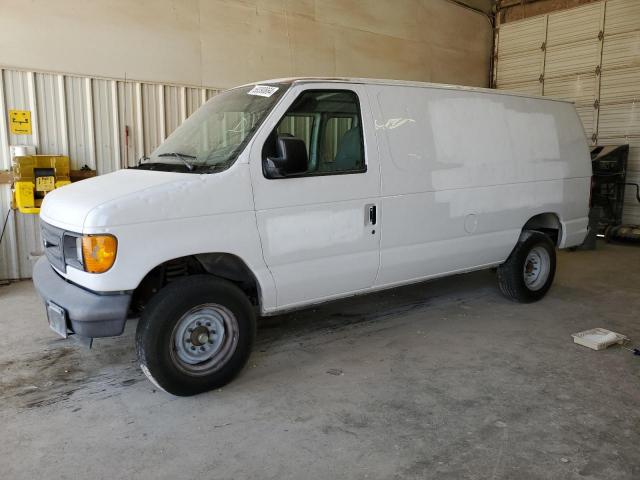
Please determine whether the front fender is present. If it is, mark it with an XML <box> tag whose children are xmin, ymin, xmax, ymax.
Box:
<box><xmin>63</xmin><ymin>211</ymin><xmax>277</xmax><ymax>312</ymax></box>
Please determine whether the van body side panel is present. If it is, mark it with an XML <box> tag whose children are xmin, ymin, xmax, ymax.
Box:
<box><xmin>368</xmin><ymin>84</ymin><xmax>590</xmax><ymax>286</ymax></box>
<box><xmin>52</xmin><ymin>164</ymin><xmax>278</xmax><ymax>311</ymax></box>
<box><xmin>558</xmin><ymin>177</ymin><xmax>591</xmax><ymax>248</ymax></box>
<box><xmin>249</xmin><ymin>84</ymin><xmax>382</xmax><ymax>308</ymax></box>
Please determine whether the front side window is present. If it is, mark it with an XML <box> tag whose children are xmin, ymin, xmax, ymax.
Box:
<box><xmin>139</xmin><ymin>83</ymin><xmax>287</xmax><ymax>172</ymax></box>
<box><xmin>262</xmin><ymin>90</ymin><xmax>366</xmax><ymax>177</ymax></box>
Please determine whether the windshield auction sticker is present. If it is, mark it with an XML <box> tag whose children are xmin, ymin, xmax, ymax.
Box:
<box><xmin>248</xmin><ymin>85</ymin><xmax>279</xmax><ymax>97</ymax></box>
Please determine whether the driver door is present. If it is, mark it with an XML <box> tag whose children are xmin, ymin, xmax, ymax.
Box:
<box><xmin>249</xmin><ymin>83</ymin><xmax>381</xmax><ymax>310</ymax></box>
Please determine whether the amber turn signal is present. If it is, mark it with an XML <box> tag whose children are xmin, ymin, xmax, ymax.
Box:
<box><xmin>81</xmin><ymin>235</ymin><xmax>117</xmax><ymax>273</ymax></box>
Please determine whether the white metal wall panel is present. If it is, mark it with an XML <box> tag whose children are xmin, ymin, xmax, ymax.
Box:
<box><xmin>3</xmin><ymin>70</ymin><xmax>36</xmax><ymax>149</ymax></box>
<box><xmin>117</xmin><ymin>81</ymin><xmax>142</xmax><ymax>168</ymax></box>
<box><xmin>13</xmin><ymin>206</ymin><xmax>42</xmax><ymax>278</ymax></box>
<box><xmin>0</xmin><ymin>70</ymin><xmax>17</xmax><ymax>280</ymax></box>
<box><xmin>93</xmin><ymin>79</ymin><xmax>120</xmax><ymax>174</ymax></box>
<box><xmin>186</xmin><ymin>87</ymin><xmax>204</xmax><ymax>117</ymax></box>
<box><xmin>1</xmin><ymin>67</ymin><xmax>221</xmax><ymax>279</ymax></box>
<box><xmin>1</xmin><ymin>69</ymin><xmax>42</xmax><ymax>279</ymax></box>
<box><xmin>35</xmin><ymin>73</ymin><xmax>67</xmax><ymax>156</ymax></box>
<box><xmin>0</xmin><ymin>189</ymin><xmax>17</xmax><ymax>280</ymax></box>
<box><xmin>0</xmin><ymin>72</ymin><xmax>9</xmax><ymax>171</ymax></box>
<box><xmin>164</xmin><ymin>85</ymin><xmax>182</xmax><ymax>138</ymax></box>
<box><xmin>64</xmin><ymin>76</ymin><xmax>94</xmax><ymax>170</ymax></box>
<box><xmin>141</xmin><ymin>84</ymin><xmax>163</xmax><ymax>156</ymax></box>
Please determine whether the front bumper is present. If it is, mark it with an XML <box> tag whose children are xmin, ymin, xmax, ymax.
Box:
<box><xmin>33</xmin><ymin>256</ymin><xmax>132</xmax><ymax>338</ymax></box>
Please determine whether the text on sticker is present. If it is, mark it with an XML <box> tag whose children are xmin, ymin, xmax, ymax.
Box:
<box><xmin>248</xmin><ymin>85</ymin><xmax>279</xmax><ymax>97</ymax></box>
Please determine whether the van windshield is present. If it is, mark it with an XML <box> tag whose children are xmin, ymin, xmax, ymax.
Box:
<box><xmin>142</xmin><ymin>84</ymin><xmax>287</xmax><ymax>172</ymax></box>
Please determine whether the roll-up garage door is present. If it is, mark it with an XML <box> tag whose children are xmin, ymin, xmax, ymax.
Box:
<box><xmin>494</xmin><ymin>16</ymin><xmax>547</xmax><ymax>95</ymax></box>
<box><xmin>599</xmin><ymin>0</ymin><xmax>640</xmax><ymax>224</ymax></box>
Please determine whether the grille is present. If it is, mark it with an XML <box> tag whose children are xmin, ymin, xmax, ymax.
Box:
<box><xmin>40</xmin><ymin>221</ymin><xmax>66</xmax><ymax>272</ymax></box>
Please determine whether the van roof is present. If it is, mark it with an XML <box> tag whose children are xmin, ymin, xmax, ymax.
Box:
<box><xmin>238</xmin><ymin>77</ymin><xmax>573</xmax><ymax>104</ymax></box>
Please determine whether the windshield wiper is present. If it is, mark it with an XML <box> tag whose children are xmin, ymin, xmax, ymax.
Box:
<box><xmin>205</xmin><ymin>163</ymin><xmax>230</xmax><ymax>173</ymax></box>
<box><xmin>158</xmin><ymin>152</ymin><xmax>197</xmax><ymax>171</ymax></box>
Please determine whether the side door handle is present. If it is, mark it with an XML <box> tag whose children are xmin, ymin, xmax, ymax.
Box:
<box><xmin>365</xmin><ymin>204</ymin><xmax>377</xmax><ymax>226</ymax></box>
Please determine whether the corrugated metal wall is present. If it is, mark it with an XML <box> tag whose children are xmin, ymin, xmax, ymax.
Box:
<box><xmin>495</xmin><ymin>0</ymin><xmax>640</xmax><ymax>224</ymax></box>
<box><xmin>0</xmin><ymin>67</ymin><xmax>219</xmax><ymax>280</ymax></box>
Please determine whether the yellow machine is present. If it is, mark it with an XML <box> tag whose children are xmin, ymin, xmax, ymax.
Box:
<box><xmin>12</xmin><ymin>155</ymin><xmax>71</xmax><ymax>214</ymax></box>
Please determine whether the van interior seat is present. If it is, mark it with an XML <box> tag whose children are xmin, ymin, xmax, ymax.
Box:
<box><xmin>333</xmin><ymin>127</ymin><xmax>362</xmax><ymax>171</ymax></box>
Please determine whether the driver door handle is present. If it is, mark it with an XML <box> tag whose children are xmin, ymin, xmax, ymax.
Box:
<box><xmin>366</xmin><ymin>204</ymin><xmax>377</xmax><ymax>226</ymax></box>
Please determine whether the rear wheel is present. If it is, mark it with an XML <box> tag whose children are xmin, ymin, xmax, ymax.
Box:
<box><xmin>135</xmin><ymin>275</ymin><xmax>255</xmax><ymax>396</ymax></box>
<box><xmin>497</xmin><ymin>230</ymin><xmax>556</xmax><ymax>303</ymax></box>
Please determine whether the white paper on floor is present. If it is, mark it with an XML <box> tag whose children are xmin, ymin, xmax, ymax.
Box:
<box><xmin>572</xmin><ymin>328</ymin><xmax>627</xmax><ymax>351</ymax></box>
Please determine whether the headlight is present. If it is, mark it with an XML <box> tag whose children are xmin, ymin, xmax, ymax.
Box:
<box><xmin>81</xmin><ymin>235</ymin><xmax>118</xmax><ymax>273</ymax></box>
<box><xmin>62</xmin><ymin>233</ymin><xmax>84</xmax><ymax>270</ymax></box>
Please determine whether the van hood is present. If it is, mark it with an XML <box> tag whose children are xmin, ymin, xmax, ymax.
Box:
<box><xmin>40</xmin><ymin>167</ymin><xmax>254</xmax><ymax>232</ymax></box>
<box><xmin>40</xmin><ymin>170</ymin><xmax>189</xmax><ymax>231</ymax></box>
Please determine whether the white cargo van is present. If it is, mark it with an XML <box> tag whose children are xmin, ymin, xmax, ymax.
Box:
<box><xmin>34</xmin><ymin>78</ymin><xmax>591</xmax><ymax>395</ymax></box>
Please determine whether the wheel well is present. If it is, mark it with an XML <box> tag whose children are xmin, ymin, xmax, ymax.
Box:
<box><xmin>131</xmin><ymin>253</ymin><xmax>260</xmax><ymax>314</ymax></box>
<box><xmin>523</xmin><ymin>213</ymin><xmax>562</xmax><ymax>246</ymax></box>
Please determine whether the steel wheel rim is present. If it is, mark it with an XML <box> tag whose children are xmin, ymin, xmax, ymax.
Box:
<box><xmin>170</xmin><ymin>303</ymin><xmax>239</xmax><ymax>376</ymax></box>
<box><xmin>523</xmin><ymin>246</ymin><xmax>550</xmax><ymax>291</ymax></box>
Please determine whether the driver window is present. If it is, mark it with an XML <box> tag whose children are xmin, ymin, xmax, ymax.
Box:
<box><xmin>263</xmin><ymin>90</ymin><xmax>366</xmax><ymax>176</ymax></box>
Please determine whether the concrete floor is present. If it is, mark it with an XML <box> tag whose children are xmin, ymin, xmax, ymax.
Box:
<box><xmin>1</xmin><ymin>242</ymin><xmax>639</xmax><ymax>479</ymax></box>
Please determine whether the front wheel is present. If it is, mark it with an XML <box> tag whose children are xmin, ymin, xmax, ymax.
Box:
<box><xmin>497</xmin><ymin>230</ymin><xmax>556</xmax><ymax>303</ymax></box>
<box><xmin>135</xmin><ymin>275</ymin><xmax>256</xmax><ymax>396</ymax></box>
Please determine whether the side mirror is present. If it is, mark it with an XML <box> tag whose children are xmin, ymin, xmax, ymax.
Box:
<box><xmin>264</xmin><ymin>135</ymin><xmax>308</xmax><ymax>178</ymax></box>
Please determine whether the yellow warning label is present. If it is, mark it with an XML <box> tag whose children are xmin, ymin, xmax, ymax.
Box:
<box><xmin>36</xmin><ymin>176</ymin><xmax>55</xmax><ymax>192</ymax></box>
<box><xmin>9</xmin><ymin>110</ymin><xmax>32</xmax><ymax>135</ymax></box>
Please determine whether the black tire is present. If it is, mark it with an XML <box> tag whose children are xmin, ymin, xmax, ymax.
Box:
<box><xmin>497</xmin><ymin>230</ymin><xmax>556</xmax><ymax>303</ymax></box>
<box><xmin>135</xmin><ymin>275</ymin><xmax>256</xmax><ymax>396</ymax></box>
